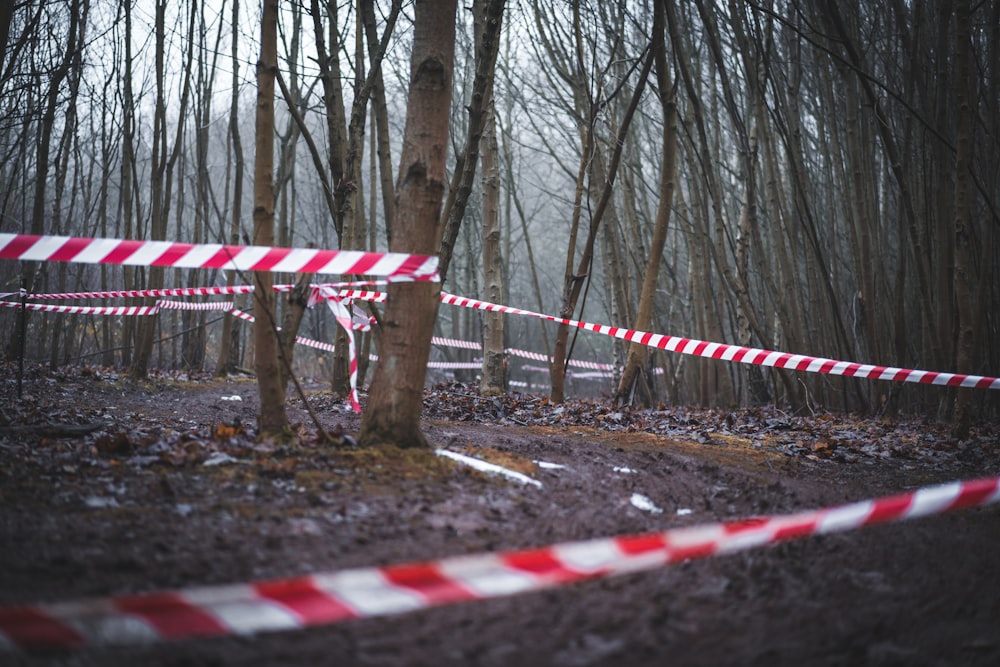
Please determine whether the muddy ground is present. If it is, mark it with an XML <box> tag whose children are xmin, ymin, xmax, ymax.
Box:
<box><xmin>1</xmin><ymin>363</ymin><xmax>999</xmax><ymax>666</ymax></box>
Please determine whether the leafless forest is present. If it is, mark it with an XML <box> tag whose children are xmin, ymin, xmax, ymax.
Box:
<box><xmin>2</xmin><ymin>0</ymin><xmax>999</xmax><ymax>432</ymax></box>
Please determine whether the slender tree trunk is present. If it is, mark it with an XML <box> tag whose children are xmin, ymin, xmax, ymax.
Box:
<box><xmin>13</xmin><ymin>0</ymin><xmax>83</xmax><ymax>359</ymax></box>
<box><xmin>253</xmin><ymin>0</ymin><xmax>288</xmax><ymax>438</ymax></box>
<box><xmin>951</xmin><ymin>0</ymin><xmax>974</xmax><ymax>438</ymax></box>
<box><xmin>362</xmin><ymin>0</ymin><xmax>396</xmax><ymax>241</ymax></box>
<box><xmin>132</xmin><ymin>0</ymin><xmax>195</xmax><ymax>379</ymax></box>
<box><xmin>360</xmin><ymin>0</ymin><xmax>458</xmax><ymax>449</ymax></box>
<box><xmin>615</xmin><ymin>1</ymin><xmax>675</xmax><ymax>407</ymax></box>
<box><xmin>437</xmin><ymin>0</ymin><xmax>505</xmax><ymax>284</ymax></box>
<box><xmin>550</xmin><ymin>46</ymin><xmax>654</xmax><ymax>403</ymax></box>
<box><xmin>480</xmin><ymin>86</ymin><xmax>505</xmax><ymax>395</ymax></box>
<box><xmin>476</xmin><ymin>0</ymin><xmax>506</xmax><ymax>395</ymax></box>
<box><xmin>216</xmin><ymin>0</ymin><xmax>244</xmax><ymax>376</ymax></box>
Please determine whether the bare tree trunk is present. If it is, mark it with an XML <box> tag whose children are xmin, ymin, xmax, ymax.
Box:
<box><xmin>437</xmin><ymin>0</ymin><xmax>505</xmax><ymax>284</ymax></box>
<box><xmin>216</xmin><ymin>0</ymin><xmax>245</xmax><ymax>376</ymax></box>
<box><xmin>360</xmin><ymin>0</ymin><xmax>458</xmax><ymax>449</ymax></box>
<box><xmin>476</xmin><ymin>0</ymin><xmax>506</xmax><ymax>395</ymax></box>
<box><xmin>951</xmin><ymin>0</ymin><xmax>974</xmax><ymax>438</ymax></box>
<box><xmin>550</xmin><ymin>46</ymin><xmax>654</xmax><ymax>403</ymax></box>
<box><xmin>132</xmin><ymin>0</ymin><xmax>195</xmax><ymax>379</ymax></box>
<box><xmin>361</xmin><ymin>0</ymin><xmax>396</xmax><ymax>241</ymax></box>
<box><xmin>309</xmin><ymin>0</ymin><xmax>349</xmax><ymax>246</ymax></box>
<box><xmin>253</xmin><ymin>0</ymin><xmax>288</xmax><ymax>438</ymax></box>
<box><xmin>615</xmin><ymin>0</ymin><xmax>675</xmax><ymax>408</ymax></box>
<box><xmin>821</xmin><ymin>2</ymin><xmax>941</xmax><ymax>366</ymax></box>
<box><xmin>499</xmin><ymin>109</ymin><xmax>550</xmax><ymax>360</ymax></box>
<box><xmin>13</xmin><ymin>0</ymin><xmax>84</xmax><ymax>360</ymax></box>
<box><xmin>480</xmin><ymin>87</ymin><xmax>505</xmax><ymax>395</ymax></box>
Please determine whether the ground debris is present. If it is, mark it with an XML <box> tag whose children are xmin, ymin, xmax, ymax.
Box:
<box><xmin>1</xmin><ymin>366</ymin><xmax>999</xmax><ymax>666</ymax></box>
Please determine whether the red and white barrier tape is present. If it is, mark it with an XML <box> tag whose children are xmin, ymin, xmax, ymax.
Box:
<box><xmin>1</xmin><ymin>300</ymin><xmax>235</xmax><ymax>315</ymax></box>
<box><xmin>0</xmin><ymin>302</ymin><xmax>158</xmax><ymax>316</ymax></box>
<box><xmin>227</xmin><ymin>304</ymin><xmax>362</xmax><ymax>413</ymax></box>
<box><xmin>333</xmin><ymin>289</ymin><xmax>998</xmax><ymax>389</ymax></box>
<box><xmin>227</xmin><ymin>308</ymin><xmax>256</xmax><ymax>324</ymax></box>
<box><xmin>319</xmin><ymin>286</ymin><xmax>361</xmax><ymax>412</ymax></box>
<box><xmin>505</xmin><ymin>347</ymin><xmax>615</xmax><ymax>371</ymax></box>
<box><xmin>431</xmin><ymin>292</ymin><xmax>1000</xmax><ymax>391</ymax></box>
<box><xmin>334</xmin><ymin>289</ymin><xmax>387</xmax><ymax>303</ymax></box>
<box><xmin>24</xmin><ymin>285</ymin><xmax>257</xmax><ymax>300</ymax></box>
<box><xmin>1</xmin><ymin>475</ymin><xmax>996</xmax><ymax>651</ymax></box>
<box><xmin>23</xmin><ymin>281</ymin><xmax>398</xmax><ymax>301</ymax></box>
<box><xmin>0</xmin><ymin>234</ymin><xmax>439</xmax><ymax>280</ymax></box>
<box><xmin>8</xmin><ymin>247</ymin><xmax>997</xmax><ymax>390</ymax></box>
<box><xmin>431</xmin><ymin>336</ymin><xmax>483</xmax><ymax>351</ymax></box>
<box><xmin>156</xmin><ymin>300</ymin><xmax>236</xmax><ymax>311</ymax></box>
<box><xmin>428</xmin><ymin>361</ymin><xmax>485</xmax><ymax>370</ymax></box>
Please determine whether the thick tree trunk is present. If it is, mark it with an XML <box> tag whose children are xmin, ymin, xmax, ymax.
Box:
<box><xmin>360</xmin><ymin>0</ymin><xmax>458</xmax><ymax>449</ymax></box>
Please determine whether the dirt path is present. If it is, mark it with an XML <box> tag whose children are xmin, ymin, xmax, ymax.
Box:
<box><xmin>2</xmin><ymin>366</ymin><xmax>999</xmax><ymax>665</ymax></box>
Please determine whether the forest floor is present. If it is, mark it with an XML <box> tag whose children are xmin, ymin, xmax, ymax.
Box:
<box><xmin>2</xmin><ymin>362</ymin><xmax>1000</xmax><ymax>666</ymax></box>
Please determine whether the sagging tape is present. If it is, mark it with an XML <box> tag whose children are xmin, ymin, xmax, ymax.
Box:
<box><xmin>10</xmin><ymin>282</ymin><xmax>1000</xmax><ymax>391</ymax></box>
<box><xmin>1</xmin><ymin>475</ymin><xmax>996</xmax><ymax>650</ymax></box>
<box><xmin>434</xmin><ymin>292</ymin><xmax>1000</xmax><ymax>390</ymax></box>
<box><xmin>333</xmin><ymin>289</ymin><xmax>1000</xmax><ymax>389</ymax></box>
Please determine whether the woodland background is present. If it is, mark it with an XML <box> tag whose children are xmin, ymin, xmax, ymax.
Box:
<box><xmin>1</xmin><ymin>0</ymin><xmax>998</xmax><ymax>426</ymax></box>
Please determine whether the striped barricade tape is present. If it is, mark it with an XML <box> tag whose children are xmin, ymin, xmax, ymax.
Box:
<box><xmin>432</xmin><ymin>336</ymin><xmax>483</xmax><ymax>351</ymax></box>
<box><xmin>227</xmin><ymin>308</ymin><xmax>256</xmax><ymax>324</ymax></box>
<box><xmin>226</xmin><ymin>305</ymin><xmax>362</xmax><ymax>413</ymax></box>
<box><xmin>25</xmin><ymin>281</ymin><xmax>395</xmax><ymax>301</ymax></box>
<box><xmin>0</xmin><ymin>475</ymin><xmax>996</xmax><ymax>650</ymax></box>
<box><xmin>0</xmin><ymin>234</ymin><xmax>439</xmax><ymax>280</ymax></box>
<box><xmin>334</xmin><ymin>289</ymin><xmax>387</xmax><ymax>303</ymax></box>
<box><xmin>505</xmin><ymin>347</ymin><xmax>616</xmax><ymax>371</ymax></box>
<box><xmin>318</xmin><ymin>287</ymin><xmax>361</xmax><ymax>412</ymax></box>
<box><xmin>156</xmin><ymin>300</ymin><xmax>236</xmax><ymax>311</ymax></box>
<box><xmin>1</xmin><ymin>300</ymin><xmax>233</xmax><ymax>315</ymax></box>
<box><xmin>25</xmin><ymin>285</ymin><xmax>258</xmax><ymax>300</ymax></box>
<box><xmin>12</xmin><ymin>270</ymin><xmax>998</xmax><ymax>391</ymax></box>
<box><xmin>335</xmin><ymin>289</ymin><xmax>1000</xmax><ymax>390</ymax></box>
<box><xmin>432</xmin><ymin>292</ymin><xmax>1000</xmax><ymax>391</ymax></box>
<box><xmin>0</xmin><ymin>302</ymin><xmax>158</xmax><ymax>316</ymax></box>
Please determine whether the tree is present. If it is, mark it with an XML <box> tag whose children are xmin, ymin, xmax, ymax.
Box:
<box><xmin>477</xmin><ymin>0</ymin><xmax>506</xmax><ymax>396</ymax></box>
<box><xmin>951</xmin><ymin>0</ymin><xmax>974</xmax><ymax>437</ymax></box>
<box><xmin>549</xmin><ymin>40</ymin><xmax>654</xmax><ymax>403</ymax></box>
<box><xmin>252</xmin><ymin>0</ymin><xmax>287</xmax><ymax>437</ymax></box>
<box><xmin>12</xmin><ymin>0</ymin><xmax>86</xmax><ymax>360</ymax></box>
<box><xmin>131</xmin><ymin>0</ymin><xmax>196</xmax><ymax>379</ymax></box>
<box><xmin>359</xmin><ymin>0</ymin><xmax>458</xmax><ymax>449</ymax></box>
<box><xmin>614</xmin><ymin>0</ymin><xmax>675</xmax><ymax>407</ymax></box>
<box><xmin>215</xmin><ymin>0</ymin><xmax>246</xmax><ymax>377</ymax></box>
<box><xmin>437</xmin><ymin>0</ymin><xmax>505</xmax><ymax>283</ymax></box>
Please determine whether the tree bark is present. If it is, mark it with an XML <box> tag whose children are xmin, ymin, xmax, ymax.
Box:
<box><xmin>252</xmin><ymin>0</ymin><xmax>288</xmax><ymax>438</ymax></box>
<box><xmin>951</xmin><ymin>0</ymin><xmax>974</xmax><ymax>438</ymax></box>
<box><xmin>479</xmin><ymin>73</ymin><xmax>505</xmax><ymax>395</ymax></box>
<box><xmin>476</xmin><ymin>0</ymin><xmax>506</xmax><ymax>395</ymax></box>
<box><xmin>615</xmin><ymin>0</ymin><xmax>675</xmax><ymax>407</ymax></box>
<box><xmin>216</xmin><ymin>0</ymin><xmax>245</xmax><ymax>377</ymax></box>
<box><xmin>360</xmin><ymin>0</ymin><xmax>458</xmax><ymax>449</ymax></box>
<box><xmin>437</xmin><ymin>0</ymin><xmax>505</xmax><ymax>285</ymax></box>
<box><xmin>131</xmin><ymin>0</ymin><xmax>195</xmax><ymax>379</ymax></box>
<box><xmin>550</xmin><ymin>45</ymin><xmax>654</xmax><ymax>403</ymax></box>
